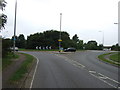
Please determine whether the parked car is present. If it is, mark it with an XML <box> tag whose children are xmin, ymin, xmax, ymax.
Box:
<box><xmin>10</xmin><ymin>47</ymin><xmax>19</xmax><ymax>51</ymax></box>
<box><xmin>64</xmin><ymin>47</ymin><xmax>76</xmax><ymax>52</ymax></box>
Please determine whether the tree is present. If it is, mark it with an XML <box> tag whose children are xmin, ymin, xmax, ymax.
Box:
<box><xmin>97</xmin><ymin>44</ymin><xmax>103</xmax><ymax>50</ymax></box>
<box><xmin>11</xmin><ymin>36</ymin><xmax>19</xmax><ymax>47</ymax></box>
<box><xmin>2</xmin><ymin>38</ymin><xmax>12</xmax><ymax>57</ymax></box>
<box><xmin>72</xmin><ymin>34</ymin><xmax>79</xmax><ymax>43</ymax></box>
<box><xmin>0</xmin><ymin>14</ymin><xmax>7</xmax><ymax>30</ymax></box>
<box><xmin>26</xmin><ymin>30</ymin><xmax>72</xmax><ymax>49</ymax></box>
<box><xmin>77</xmin><ymin>40</ymin><xmax>83</xmax><ymax>49</ymax></box>
<box><xmin>0</xmin><ymin>0</ymin><xmax>7</xmax><ymax>11</ymax></box>
<box><xmin>85</xmin><ymin>40</ymin><xmax>98</xmax><ymax>50</ymax></box>
<box><xmin>111</xmin><ymin>44</ymin><xmax>120</xmax><ymax>51</ymax></box>
<box><xmin>17</xmin><ymin>34</ymin><xmax>26</xmax><ymax>48</ymax></box>
<box><xmin>0</xmin><ymin>0</ymin><xmax>7</xmax><ymax>30</ymax></box>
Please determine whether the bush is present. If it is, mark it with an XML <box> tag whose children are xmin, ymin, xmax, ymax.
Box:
<box><xmin>2</xmin><ymin>38</ymin><xmax>12</xmax><ymax>57</ymax></box>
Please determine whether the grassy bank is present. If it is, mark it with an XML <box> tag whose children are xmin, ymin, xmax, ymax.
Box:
<box><xmin>98</xmin><ymin>52</ymin><xmax>120</xmax><ymax>66</ymax></box>
<box><xmin>2</xmin><ymin>52</ymin><xmax>19</xmax><ymax>70</ymax></box>
<box><xmin>9</xmin><ymin>53</ymin><xmax>35</xmax><ymax>83</ymax></box>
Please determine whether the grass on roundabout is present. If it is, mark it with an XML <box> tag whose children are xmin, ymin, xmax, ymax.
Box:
<box><xmin>98</xmin><ymin>52</ymin><xmax>120</xmax><ymax>66</ymax></box>
<box><xmin>109</xmin><ymin>52</ymin><xmax>120</xmax><ymax>63</ymax></box>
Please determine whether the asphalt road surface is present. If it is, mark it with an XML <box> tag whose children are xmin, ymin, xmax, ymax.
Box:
<box><xmin>21</xmin><ymin>50</ymin><xmax>119</xmax><ymax>88</ymax></box>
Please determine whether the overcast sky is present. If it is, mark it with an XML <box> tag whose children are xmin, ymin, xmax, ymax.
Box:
<box><xmin>1</xmin><ymin>0</ymin><xmax>120</xmax><ymax>46</ymax></box>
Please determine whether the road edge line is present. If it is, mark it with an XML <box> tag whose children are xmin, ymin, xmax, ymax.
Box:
<box><xmin>29</xmin><ymin>55</ymin><xmax>39</xmax><ymax>89</ymax></box>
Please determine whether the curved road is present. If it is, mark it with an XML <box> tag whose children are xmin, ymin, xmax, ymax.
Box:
<box><xmin>21</xmin><ymin>50</ymin><xmax>119</xmax><ymax>88</ymax></box>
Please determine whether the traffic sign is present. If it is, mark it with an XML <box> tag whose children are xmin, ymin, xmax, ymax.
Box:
<box><xmin>58</xmin><ymin>39</ymin><xmax>62</xmax><ymax>42</ymax></box>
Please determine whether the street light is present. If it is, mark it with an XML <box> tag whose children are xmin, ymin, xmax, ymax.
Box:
<box><xmin>114</xmin><ymin>22</ymin><xmax>120</xmax><ymax>46</ymax></box>
<box><xmin>99</xmin><ymin>31</ymin><xmax>104</xmax><ymax>47</ymax></box>
<box><xmin>58</xmin><ymin>13</ymin><xmax>62</xmax><ymax>52</ymax></box>
<box><xmin>13</xmin><ymin>0</ymin><xmax>17</xmax><ymax>54</ymax></box>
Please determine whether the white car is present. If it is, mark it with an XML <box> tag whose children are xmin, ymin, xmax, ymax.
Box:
<box><xmin>10</xmin><ymin>47</ymin><xmax>18</xmax><ymax>51</ymax></box>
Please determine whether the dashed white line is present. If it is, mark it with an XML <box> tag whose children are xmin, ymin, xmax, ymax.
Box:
<box><xmin>89</xmin><ymin>71</ymin><xmax>96</xmax><ymax>73</ymax></box>
<box><xmin>89</xmin><ymin>72</ymin><xmax>117</xmax><ymax>88</ymax></box>
<box><xmin>98</xmin><ymin>73</ymin><xmax>120</xmax><ymax>84</ymax></box>
<box><xmin>98</xmin><ymin>76</ymin><xmax>107</xmax><ymax>79</ymax></box>
<box><xmin>55</xmin><ymin>53</ymin><xmax>119</xmax><ymax>88</ymax></box>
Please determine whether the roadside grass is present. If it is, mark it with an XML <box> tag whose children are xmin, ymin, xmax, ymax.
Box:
<box><xmin>109</xmin><ymin>52</ymin><xmax>120</xmax><ymax>63</ymax></box>
<box><xmin>98</xmin><ymin>52</ymin><xmax>120</xmax><ymax>66</ymax></box>
<box><xmin>9</xmin><ymin>53</ymin><xmax>35</xmax><ymax>83</ymax></box>
<box><xmin>19</xmin><ymin>48</ymin><xmax>85</xmax><ymax>52</ymax></box>
<box><xmin>19</xmin><ymin>48</ymin><xmax>58</xmax><ymax>51</ymax></box>
<box><xmin>2</xmin><ymin>52</ymin><xmax>19</xmax><ymax>70</ymax></box>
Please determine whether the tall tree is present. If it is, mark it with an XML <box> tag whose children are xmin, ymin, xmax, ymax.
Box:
<box><xmin>77</xmin><ymin>40</ymin><xmax>83</xmax><ymax>49</ymax></box>
<box><xmin>11</xmin><ymin>36</ymin><xmax>19</xmax><ymax>47</ymax></box>
<box><xmin>85</xmin><ymin>40</ymin><xmax>98</xmax><ymax>50</ymax></box>
<box><xmin>26</xmin><ymin>30</ymin><xmax>72</xmax><ymax>49</ymax></box>
<box><xmin>111</xmin><ymin>43</ymin><xmax>120</xmax><ymax>51</ymax></box>
<box><xmin>0</xmin><ymin>0</ymin><xmax>7</xmax><ymax>30</ymax></box>
<box><xmin>72</xmin><ymin>34</ymin><xmax>79</xmax><ymax>43</ymax></box>
<box><xmin>2</xmin><ymin>38</ymin><xmax>12</xmax><ymax>57</ymax></box>
<box><xmin>0</xmin><ymin>0</ymin><xmax>6</xmax><ymax>11</ymax></box>
<box><xmin>18</xmin><ymin>34</ymin><xmax>26</xmax><ymax>48</ymax></box>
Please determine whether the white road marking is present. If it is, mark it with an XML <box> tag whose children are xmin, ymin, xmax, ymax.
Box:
<box><xmin>89</xmin><ymin>71</ymin><xmax>96</xmax><ymax>73</ymax></box>
<box><xmin>71</xmin><ymin>60</ymin><xmax>85</xmax><ymax>68</ymax></box>
<box><xmin>98</xmin><ymin>73</ymin><xmax>120</xmax><ymax>84</ymax></box>
<box><xmin>55</xmin><ymin>54</ymin><xmax>85</xmax><ymax>68</ymax></box>
<box><xmin>30</xmin><ymin>55</ymin><xmax>39</xmax><ymax>89</ymax></box>
<box><xmin>54</xmin><ymin>53</ymin><xmax>120</xmax><ymax>88</ymax></box>
<box><xmin>98</xmin><ymin>76</ymin><xmax>107</xmax><ymax>79</ymax></box>
<box><xmin>90</xmin><ymin>73</ymin><xmax>117</xmax><ymax>88</ymax></box>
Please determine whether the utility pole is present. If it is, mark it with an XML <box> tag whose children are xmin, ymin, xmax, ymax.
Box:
<box><xmin>13</xmin><ymin>0</ymin><xmax>17</xmax><ymax>54</ymax></box>
<box><xmin>59</xmin><ymin>13</ymin><xmax>62</xmax><ymax>51</ymax></box>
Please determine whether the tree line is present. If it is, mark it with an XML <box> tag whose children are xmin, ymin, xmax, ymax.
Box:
<box><xmin>9</xmin><ymin>30</ymin><xmax>84</xmax><ymax>50</ymax></box>
<box><xmin>2</xmin><ymin>30</ymin><xmax>120</xmax><ymax>51</ymax></box>
<box><xmin>9</xmin><ymin>30</ymin><xmax>101</xmax><ymax>50</ymax></box>
<box><xmin>1</xmin><ymin>0</ymin><xmax>120</xmax><ymax>58</ymax></box>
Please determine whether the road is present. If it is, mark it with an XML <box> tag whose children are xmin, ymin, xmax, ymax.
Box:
<box><xmin>21</xmin><ymin>50</ymin><xmax>119</xmax><ymax>88</ymax></box>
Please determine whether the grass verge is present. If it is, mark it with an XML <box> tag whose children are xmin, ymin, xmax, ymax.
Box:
<box><xmin>98</xmin><ymin>52</ymin><xmax>120</xmax><ymax>66</ymax></box>
<box><xmin>9</xmin><ymin>53</ymin><xmax>35</xmax><ymax>83</ymax></box>
<box><xmin>19</xmin><ymin>48</ymin><xmax>58</xmax><ymax>51</ymax></box>
<box><xmin>2</xmin><ymin>52</ymin><xmax>19</xmax><ymax>70</ymax></box>
<box><xmin>109</xmin><ymin>52</ymin><xmax>120</xmax><ymax>63</ymax></box>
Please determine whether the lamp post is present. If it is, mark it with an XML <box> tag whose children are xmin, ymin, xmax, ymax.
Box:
<box><xmin>99</xmin><ymin>31</ymin><xmax>104</xmax><ymax>47</ymax></box>
<box><xmin>58</xmin><ymin>13</ymin><xmax>62</xmax><ymax>52</ymax></box>
<box><xmin>114</xmin><ymin>22</ymin><xmax>120</xmax><ymax>46</ymax></box>
<box><xmin>13</xmin><ymin>0</ymin><xmax>17</xmax><ymax>54</ymax></box>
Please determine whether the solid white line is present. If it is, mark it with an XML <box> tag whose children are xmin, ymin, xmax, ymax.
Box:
<box><xmin>30</xmin><ymin>55</ymin><xmax>39</xmax><ymax>89</ymax></box>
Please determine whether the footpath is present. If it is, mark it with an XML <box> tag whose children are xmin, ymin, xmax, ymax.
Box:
<box><xmin>2</xmin><ymin>52</ymin><xmax>36</xmax><ymax>89</ymax></box>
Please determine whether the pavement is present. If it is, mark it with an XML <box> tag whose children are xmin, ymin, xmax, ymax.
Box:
<box><xmin>21</xmin><ymin>50</ymin><xmax>120</xmax><ymax>88</ymax></box>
